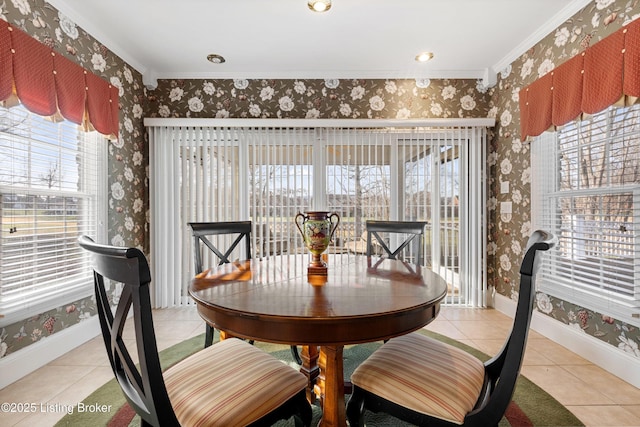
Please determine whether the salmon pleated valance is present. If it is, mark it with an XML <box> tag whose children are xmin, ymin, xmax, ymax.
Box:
<box><xmin>0</xmin><ymin>19</ymin><xmax>119</xmax><ymax>139</ymax></box>
<box><xmin>519</xmin><ymin>18</ymin><xmax>640</xmax><ymax>140</ymax></box>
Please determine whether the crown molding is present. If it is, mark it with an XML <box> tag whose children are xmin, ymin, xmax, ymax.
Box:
<box><xmin>150</xmin><ymin>68</ymin><xmax>487</xmax><ymax>81</ymax></box>
<box><xmin>492</xmin><ymin>0</ymin><xmax>592</xmax><ymax>73</ymax></box>
<box><xmin>46</xmin><ymin>0</ymin><xmax>148</xmax><ymax>75</ymax></box>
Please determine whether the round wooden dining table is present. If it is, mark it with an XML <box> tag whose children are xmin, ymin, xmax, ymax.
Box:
<box><xmin>189</xmin><ymin>254</ymin><xmax>447</xmax><ymax>427</ymax></box>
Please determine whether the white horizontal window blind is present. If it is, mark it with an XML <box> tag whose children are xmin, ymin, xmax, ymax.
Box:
<box><xmin>532</xmin><ymin>104</ymin><xmax>640</xmax><ymax>325</ymax></box>
<box><xmin>0</xmin><ymin>105</ymin><xmax>107</xmax><ymax>325</ymax></box>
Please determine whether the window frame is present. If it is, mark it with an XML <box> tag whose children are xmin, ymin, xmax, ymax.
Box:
<box><xmin>150</xmin><ymin>124</ymin><xmax>487</xmax><ymax>309</ymax></box>
<box><xmin>531</xmin><ymin>105</ymin><xmax>640</xmax><ymax>327</ymax></box>
<box><xmin>0</xmin><ymin>105</ymin><xmax>108</xmax><ymax>326</ymax></box>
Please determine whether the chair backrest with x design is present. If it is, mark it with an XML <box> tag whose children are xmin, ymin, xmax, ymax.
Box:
<box><xmin>188</xmin><ymin>221</ymin><xmax>252</xmax><ymax>273</ymax></box>
<box><xmin>188</xmin><ymin>221</ymin><xmax>253</xmax><ymax>348</ymax></box>
<box><xmin>366</xmin><ymin>220</ymin><xmax>428</xmax><ymax>266</ymax></box>
<box><xmin>79</xmin><ymin>235</ymin><xmax>312</xmax><ymax>427</ymax></box>
<box><xmin>78</xmin><ymin>235</ymin><xmax>180</xmax><ymax>425</ymax></box>
<box><xmin>187</xmin><ymin>221</ymin><xmax>303</xmax><ymax>362</ymax></box>
<box><xmin>346</xmin><ymin>230</ymin><xmax>558</xmax><ymax>427</ymax></box>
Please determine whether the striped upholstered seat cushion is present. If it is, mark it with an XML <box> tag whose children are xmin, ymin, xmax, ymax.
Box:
<box><xmin>164</xmin><ymin>338</ymin><xmax>307</xmax><ymax>426</ymax></box>
<box><xmin>351</xmin><ymin>333</ymin><xmax>485</xmax><ymax>425</ymax></box>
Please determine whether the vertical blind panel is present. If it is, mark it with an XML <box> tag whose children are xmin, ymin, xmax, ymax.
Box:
<box><xmin>150</xmin><ymin>126</ymin><xmax>179</xmax><ymax>307</ymax></box>
<box><xmin>532</xmin><ymin>104</ymin><xmax>640</xmax><ymax>322</ymax></box>
<box><xmin>247</xmin><ymin>127</ymin><xmax>314</xmax><ymax>261</ymax></box>
<box><xmin>0</xmin><ymin>105</ymin><xmax>104</xmax><ymax>318</ymax></box>
<box><xmin>323</xmin><ymin>128</ymin><xmax>393</xmax><ymax>255</ymax></box>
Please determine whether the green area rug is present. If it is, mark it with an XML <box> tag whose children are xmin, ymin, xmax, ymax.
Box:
<box><xmin>55</xmin><ymin>330</ymin><xmax>584</xmax><ymax>426</ymax></box>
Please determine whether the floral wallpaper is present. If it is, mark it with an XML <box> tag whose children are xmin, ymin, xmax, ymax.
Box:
<box><xmin>0</xmin><ymin>0</ymin><xmax>147</xmax><ymax>357</ymax></box>
<box><xmin>488</xmin><ymin>0</ymin><xmax>640</xmax><ymax>359</ymax></box>
<box><xmin>1</xmin><ymin>0</ymin><xmax>639</xmax><ymax>368</ymax></box>
<box><xmin>145</xmin><ymin>78</ymin><xmax>492</xmax><ymax>120</ymax></box>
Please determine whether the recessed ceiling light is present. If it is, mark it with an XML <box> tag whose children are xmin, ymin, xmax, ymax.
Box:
<box><xmin>308</xmin><ymin>0</ymin><xmax>331</xmax><ymax>12</ymax></box>
<box><xmin>207</xmin><ymin>54</ymin><xmax>226</xmax><ymax>64</ymax></box>
<box><xmin>415</xmin><ymin>52</ymin><xmax>434</xmax><ymax>62</ymax></box>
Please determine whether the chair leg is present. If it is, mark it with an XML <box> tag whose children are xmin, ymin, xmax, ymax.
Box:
<box><xmin>346</xmin><ymin>388</ymin><xmax>366</xmax><ymax>427</ymax></box>
<box><xmin>290</xmin><ymin>345</ymin><xmax>302</xmax><ymax>365</ymax></box>
<box><xmin>204</xmin><ymin>324</ymin><xmax>215</xmax><ymax>348</ymax></box>
<box><xmin>297</xmin><ymin>390</ymin><xmax>313</xmax><ymax>427</ymax></box>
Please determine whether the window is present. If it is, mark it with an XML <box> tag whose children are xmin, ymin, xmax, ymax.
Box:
<box><xmin>532</xmin><ymin>104</ymin><xmax>640</xmax><ymax>326</ymax></box>
<box><xmin>149</xmin><ymin>124</ymin><xmax>487</xmax><ymax>308</ymax></box>
<box><xmin>0</xmin><ymin>105</ymin><xmax>107</xmax><ymax>325</ymax></box>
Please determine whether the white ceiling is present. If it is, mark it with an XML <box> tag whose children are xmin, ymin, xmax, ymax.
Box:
<box><xmin>47</xmin><ymin>0</ymin><xmax>591</xmax><ymax>88</ymax></box>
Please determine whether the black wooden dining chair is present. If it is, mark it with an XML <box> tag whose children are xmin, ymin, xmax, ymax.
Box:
<box><xmin>366</xmin><ymin>220</ymin><xmax>428</xmax><ymax>267</ymax></box>
<box><xmin>78</xmin><ymin>235</ymin><xmax>312</xmax><ymax>427</ymax></box>
<box><xmin>188</xmin><ymin>221</ymin><xmax>251</xmax><ymax>348</ymax></box>
<box><xmin>347</xmin><ymin>230</ymin><xmax>557</xmax><ymax>427</ymax></box>
<box><xmin>188</xmin><ymin>221</ymin><xmax>303</xmax><ymax>364</ymax></box>
<box><xmin>189</xmin><ymin>221</ymin><xmax>252</xmax><ymax>271</ymax></box>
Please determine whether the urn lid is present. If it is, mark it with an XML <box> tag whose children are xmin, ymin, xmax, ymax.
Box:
<box><xmin>303</xmin><ymin>210</ymin><xmax>331</xmax><ymax>215</ymax></box>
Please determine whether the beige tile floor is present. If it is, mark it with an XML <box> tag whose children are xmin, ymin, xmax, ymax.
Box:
<box><xmin>1</xmin><ymin>306</ymin><xmax>639</xmax><ymax>426</ymax></box>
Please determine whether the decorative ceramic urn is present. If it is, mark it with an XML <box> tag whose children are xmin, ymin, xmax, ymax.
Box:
<box><xmin>295</xmin><ymin>211</ymin><xmax>340</xmax><ymax>275</ymax></box>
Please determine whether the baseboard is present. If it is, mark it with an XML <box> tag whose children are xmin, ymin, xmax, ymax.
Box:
<box><xmin>494</xmin><ymin>293</ymin><xmax>640</xmax><ymax>389</ymax></box>
<box><xmin>0</xmin><ymin>317</ymin><xmax>100</xmax><ymax>389</ymax></box>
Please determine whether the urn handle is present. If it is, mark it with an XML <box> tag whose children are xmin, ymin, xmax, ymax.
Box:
<box><xmin>294</xmin><ymin>212</ymin><xmax>307</xmax><ymax>241</ymax></box>
<box><xmin>328</xmin><ymin>212</ymin><xmax>340</xmax><ymax>241</ymax></box>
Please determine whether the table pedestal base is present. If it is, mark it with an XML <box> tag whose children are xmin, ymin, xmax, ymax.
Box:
<box><xmin>300</xmin><ymin>345</ymin><xmax>320</xmax><ymax>403</ymax></box>
<box><xmin>308</xmin><ymin>345</ymin><xmax>346</xmax><ymax>427</ymax></box>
